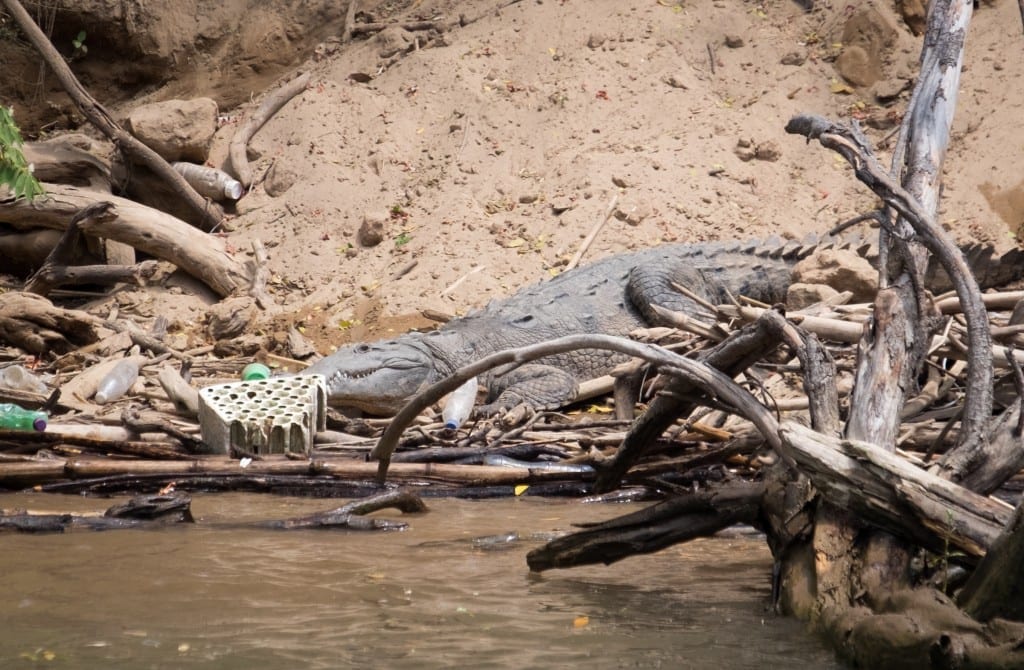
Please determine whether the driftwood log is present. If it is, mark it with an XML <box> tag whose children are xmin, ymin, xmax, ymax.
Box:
<box><xmin>0</xmin><ymin>188</ymin><xmax>250</xmax><ymax>297</ymax></box>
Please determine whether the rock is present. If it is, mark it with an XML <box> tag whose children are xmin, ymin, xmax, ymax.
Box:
<box><xmin>787</xmin><ymin>282</ymin><xmax>840</xmax><ymax>310</ymax></box>
<box><xmin>358</xmin><ymin>210</ymin><xmax>389</xmax><ymax>247</ymax></box>
<box><xmin>287</xmin><ymin>327</ymin><xmax>317</xmax><ymax>359</ymax></box>
<box><xmin>873</xmin><ymin>78</ymin><xmax>911</xmax><ymax>103</ymax></box>
<box><xmin>896</xmin><ymin>0</ymin><xmax>927</xmax><ymax>35</ymax></box>
<box><xmin>264</xmin><ymin>161</ymin><xmax>299</xmax><ymax>197</ymax></box>
<box><xmin>864</xmin><ymin>110</ymin><xmax>900</xmax><ymax>130</ymax></box>
<box><xmin>734</xmin><ymin>142</ymin><xmax>757</xmax><ymax>162</ymax></box>
<box><xmin>213</xmin><ymin>334</ymin><xmax>265</xmax><ymax>357</ymax></box>
<box><xmin>550</xmin><ymin>196</ymin><xmax>574</xmax><ymax>214</ymax></box>
<box><xmin>586</xmin><ymin>33</ymin><xmax>607</xmax><ymax>49</ymax></box>
<box><xmin>780</xmin><ymin>51</ymin><xmax>806</xmax><ymax>66</ymax></box>
<box><xmin>613</xmin><ymin>202</ymin><xmax>651</xmax><ymax>226</ymax></box>
<box><xmin>376</xmin><ymin>26</ymin><xmax>412</xmax><ymax>59</ymax></box>
<box><xmin>724</xmin><ymin>34</ymin><xmax>744</xmax><ymax>48</ymax></box>
<box><xmin>518</xmin><ymin>193</ymin><xmax>539</xmax><ymax>204</ymax></box>
<box><xmin>127</xmin><ymin>98</ymin><xmax>218</xmax><ymax>162</ymax></box>
<box><xmin>207</xmin><ymin>296</ymin><xmax>257</xmax><ymax>340</ymax></box>
<box><xmin>792</xmin><ymin>249</ymin><xmax>877</xmax><ymax>302</ymax></box>
<box><xmin>754</xmin><ymin>141</ymin><xmax>782</xmax><ymax>162</ymax></box>
<box><xmin>835</xmin><ymin>46</ymin><xmax>876</xmax><ymax>88</ymax></box>
<box><xmin>833</xmin><ymin>8</ymin><xmax>897</xmax><ymax>88</ymax></box>
<box><xmin>611</xmin><ymin>175</ymin><xmax>630</xmax><ymax>188</ymax></box>
<box><xmin>663</xmin><ymin>73</ymin><xmax>691</xmax><ymax>90</ymax></box>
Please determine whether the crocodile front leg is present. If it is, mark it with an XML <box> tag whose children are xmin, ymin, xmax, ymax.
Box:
<box><xmin>477</xmin><ymin>363</ymin><xmax>579</xmax><ymax>416</ymax></box>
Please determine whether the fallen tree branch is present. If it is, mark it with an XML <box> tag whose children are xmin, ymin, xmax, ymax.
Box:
<box><xmin>527</xmin><ymin>480</ymin><xmax>764</xmax><ymax>571</ymax></box>
<box><xmin>229</xmin><ymin>72</ymin><xmax>310</xmax><ymax>188</ymax></box>
<box><xmin>0</xmin><ymin>187</ymin><xmax>250</xmax><ymax>297</ymax></box>
<box><xmin>786</xmin><ymin>112</ymin><xmax>992</xmax><ymax>473</ymax></box>
<box><xmin>371</xmin><ymin>333</ymin><xmax>783</xmax><ymax>485</ymax></box>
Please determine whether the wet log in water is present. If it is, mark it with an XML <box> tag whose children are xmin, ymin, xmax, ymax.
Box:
<box><xmin>0</xmin><ymin>489</ymin><xmax>427</xmax><ymax>533</ymax></box>
<box><xmin>526</xmin><ymin>480</ymin><xmax>764</xmax><ymax>571</ymax></box>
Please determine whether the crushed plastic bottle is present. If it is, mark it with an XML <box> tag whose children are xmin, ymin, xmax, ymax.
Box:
<box><xmin>94</xmin><ymin>359</ymin><xmax>140</xmax><ymax>404</ymax></box>
<box><xmin>0</xmin><ymin>403</ymin><xmax>47</xmax><ymax>431</ymax></box>
<box><xmin>241</xmin><ymin>363</ymin><xmax>271</xmax><ymax>381</ymax></box>
<box><xmin>442</xmin><ymin>377</ymin><xmax>478</xmax><ymax>430</ymax></box>
<box><xmin>172</xmin><ymin>161</ymin><xmax>244</xmax><ymax>201</ymax></box>
<box><xmin>0</xmin><ymin>364</ymin><xmax>48</xmax><ymax>394</ymax></box>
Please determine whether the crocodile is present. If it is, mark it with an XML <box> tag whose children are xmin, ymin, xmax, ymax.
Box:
<box><xmin>306</xmin><ymin>238</ymin><xmax>1023</xmax><ymax>416</ymax></box>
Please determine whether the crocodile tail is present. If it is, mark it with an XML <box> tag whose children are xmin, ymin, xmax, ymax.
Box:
<box><xmin>925</xmin><ymin>244</ymin><xmax>1024</xmax><ymax>292</ymax></box>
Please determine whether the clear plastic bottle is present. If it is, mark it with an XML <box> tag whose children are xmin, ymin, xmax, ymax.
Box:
<box><xmin>94</xmin><ymin>359</ymin><xmax>140</xmax><ymax>404</ymax></box>
<box><xmin>442</xmin><ymin>377</ymin><xmax>478</xmax><ymax>430</ymax></box>
<box><xmin>0</xmin><ymin>365</ymin><xmax>48</xmax><ymax>394</ymax></box>
<box><xmin>0</xmin><ymin>403</ymin><xmax>47</xmax><ymax>431</ymax></box>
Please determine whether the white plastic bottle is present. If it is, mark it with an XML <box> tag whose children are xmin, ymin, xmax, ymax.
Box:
<box><xmin>172</xmin><ymin>162</ymin><xmax>244</xmax><ymax>201</ymax></box>
<box><xmin>442</xmin><ymin>377</ymin><xmax>478</xmax><ymax>430</ymax></box>
<box><xmin>94</xmin><ymin>359</ymin><xmax>140</xmax><ymax>404</ymax></box>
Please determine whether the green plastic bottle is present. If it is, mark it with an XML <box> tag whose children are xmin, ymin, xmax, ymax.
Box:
<box><xmin>0</xmin><ymin>403</ymin><xmax>47</xmax><ymax>431</ymax></box>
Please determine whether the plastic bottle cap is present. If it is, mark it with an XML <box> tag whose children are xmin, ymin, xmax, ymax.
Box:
<box><xmin>224</xmin><ymin>180</ymin><xmax>244</xmax><ymax>200</ymax></box>
<box><xmin>242</xmin><ymin>363</ymin><xmax>272</xmax><ymax>381</ymax></box>
<box><xmin>32</xmin><ymin>418</ymin><xmax>46</xmax><ymax>432</ymax></box>
<box><xmin>444</xmin><ymin>420</ymin><xmax>459</xmax><ymax>430</ymax></box>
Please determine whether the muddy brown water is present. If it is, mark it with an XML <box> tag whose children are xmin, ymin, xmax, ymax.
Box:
<box><xmin>0</xmin><ymin>492</ymin><xmax>843</xmax><ymax>669</ymax></box>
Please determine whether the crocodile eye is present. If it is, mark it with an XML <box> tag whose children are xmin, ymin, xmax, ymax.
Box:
<box><xmin>355</xmin><ymin>344</ymin><xmax>370</xmax><ymax>354</ymax></box>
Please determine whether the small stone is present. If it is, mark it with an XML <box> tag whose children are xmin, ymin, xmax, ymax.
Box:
<box><xmin>787</xmin><ymin>283</ymin><xmax>840</xmax><ymax>310</ymax></box>
<box><xmin>792</xmin><ymin>249</ymin><xmax>877</xmax><ymax>302</ymax></box>
<box><xmin>549</xmin><ymin>196</ymin><xmax>574</xmax><ymax>214</ymax></box>
<box><xmin>358</xmin><ymin>211</ymin><xmax>389</xmax><ymax>247</ymax></box>
<box><xmin>518</xmin><ymin>193</ymin><xmax>539</xmax><ymax>204</ymax></box>
<box><xmin>586</xmin><ymin>33</ymin><xmax>607</xmax><ymax>49</ymax></box>
<box><xmin>780</xmin><ymin>51</ymin><xmax>806</xmax><ymax>66</ymax></box>
<box><xmin>264</xmin><ymin>161</ymin><xmax>298</xmax><ymax>197</ymax></box>
<box><xmin>611</xmin><ymin>175</ymin><xmax>630</xmax><ymax>188</ymax></box>
<box><xmin>734</xmin><ymin>143</ymin><xmax>756</xmax><ymax>162</ymax></box>
<box><xmin>835</xmin><ymin>45</ymin><xmax>877</xmax><ymax>87</ymax></box>
<box><xmin>724</xmin><ymin>34</ymin><xmax>745</xmax><ymax>48</ymax></box>
<box><xmin>864</xmin><ymin>110</ymin><xmax>900</xmax><ymax>130</ymax></box>
<box><xmin>754</xmin><ymin>141</ymin><xmax>782</xmax><ymax>162</ymax></box>
<box><xmin>207</xmin><ymin>297</ymin><xmax>257</xmax><ymax>340</ymax></box>
<box><xmin>663</xmin><ymin>73</ymin><xmax>691</xmax><ymax>90</ymax></box>
<box><xmin>613</xmin><ymin>202</ymin><xmax>652</xmax><ymax>226</ymax></box>
<box><xmin>287</xmin><ymin>327</ymin><xmax>317</xmax><ymax>359</ymax></box>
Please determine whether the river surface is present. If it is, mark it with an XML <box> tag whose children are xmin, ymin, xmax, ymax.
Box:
<box><xmin>0</xmin><ymin>492</ymin><xmax>843</xmax><ymax>669</ymax></box>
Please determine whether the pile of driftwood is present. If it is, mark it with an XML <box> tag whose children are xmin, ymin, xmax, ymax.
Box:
<box><xmin>3</xmin><ymin>0</ymin><xmax>1024</xmax><ymax>666</ymax></box>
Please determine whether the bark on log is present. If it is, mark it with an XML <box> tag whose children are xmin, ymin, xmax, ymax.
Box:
<box><xmin>0</xmin><ymin>0</ymin><xmax>222</xmax><ymax>231</ymax></box>
<box><xmin>777</xmin><ymin>421</ymin><xmax>1010</xmax><ymax>562</ymax></box>
<box><xmin>0</xmin><ymin>292</ymin><xmax>101</xmax><ymax>354</ymax></box>
<box><xmin>0</xmin><ymin>186</ymin><xmax>250</xmax><ymax>297</ymax></box>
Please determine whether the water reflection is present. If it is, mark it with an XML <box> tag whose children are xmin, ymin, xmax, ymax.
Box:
<box><xmin>0</xmin><ymin>493</ymin><xmax>842</xmax><ymax>669</ymax></box>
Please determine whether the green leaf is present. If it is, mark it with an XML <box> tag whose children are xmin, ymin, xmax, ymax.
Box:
<box><xmin>0</xmin><ymin>107</ymin><xmax>44</xmax><ymax>200</ymax></box>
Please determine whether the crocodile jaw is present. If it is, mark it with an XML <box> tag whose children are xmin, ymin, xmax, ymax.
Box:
<box><xmin>305</xmin><ymin>339</ymin><xmax>437</xmax><ymax>415</ymax></box>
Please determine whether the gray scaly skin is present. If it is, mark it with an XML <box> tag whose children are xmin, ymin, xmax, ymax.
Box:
<box><xmin>306</xmin><ymin>238</ymin><xmax>1024</xmax><ymax>416</ymax></box>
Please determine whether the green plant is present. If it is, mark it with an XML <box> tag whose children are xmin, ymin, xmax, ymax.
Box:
<box><xmin>71</xmin><ymin>29</ymin><xmax>87</xmax><ymax>57</ymax></box>
<box><xmin>394</xmin><ymin>231</ymin><xmax>412</xmax><ymax>247</ymax></box>
<box><xmin>0</xmin><ymin>107</ymin><xmax>44</xmax><ymax>200</ymax></box>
